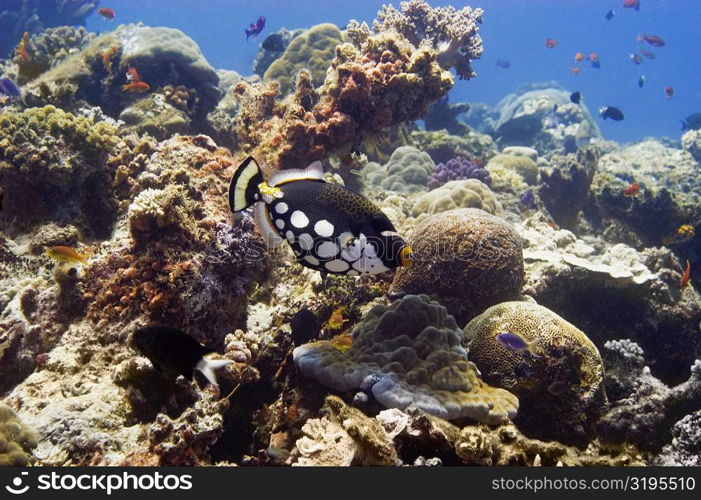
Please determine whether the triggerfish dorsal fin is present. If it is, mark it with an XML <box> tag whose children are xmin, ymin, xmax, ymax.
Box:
<box><xmin>229</xmin><ymin>156</ymin><xmax>265</xmax><ymax>212</ymax></box>
<box><xmin>269</xmin><ymin>161</ymin><xmax>324</xmax><ymax>187</ymax></box>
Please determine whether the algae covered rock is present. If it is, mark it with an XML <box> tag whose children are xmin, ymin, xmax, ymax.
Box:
<box><xmin>0</xmin><ymin>403</ymin><xmax>37</xmax><ymax>466</ymax></box>
<box><xmin>263</xmin><ymin>23</ymin><xmax>343</xmax><ymax>95</ymax></box>
<box><xmin>681</xmin><ymin>129</ymin><xmax>701</xmax><ymax>162</ymax></box>
<box><xmin>362</xmin><ymin>145</ymin><xmax>435</xmax><ymax>194</ymax></box>
<box><xmin>412</xmin><ymin>179</ymin><xmax>502</xmax><ymax>219</ymax></box>
<box><xmin>293</xmin><ymin>294</ymin><xmax>519</xmax><ymax>424</ymax></box>
<box><xmin>390</xmin><ymin>208</ymin><xmax>524</xmax><ymax>323</ymax></box>
<box><xmin>464</xmin><ymin>301</ymin><xmax>607</xmax><ymax>446</ymax></box>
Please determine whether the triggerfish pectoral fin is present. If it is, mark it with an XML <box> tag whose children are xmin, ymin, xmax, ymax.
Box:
<box><xmin>195</xmin><ymin>358</ymin><xmax>234</xmax><ymax>389</ymax></box>
<box><xmin>254</xmin><ymin>201</ymin><xmax>285</xmax><ymax>249</ymax></box>
<box><xmin>229</xmin><ymin>156</ymin><xmax>265</xmax><ymax>212</ymax></box>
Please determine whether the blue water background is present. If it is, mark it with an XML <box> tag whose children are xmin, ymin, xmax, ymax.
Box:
<box><xmin>86</xmin><ymin>0</ymin><xmax>701</xmax><ymax>144</ymax></box>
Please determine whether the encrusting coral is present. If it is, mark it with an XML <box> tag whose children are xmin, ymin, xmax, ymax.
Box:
<box><xmin>294</xmin><ymin>294</ymin><xmax>519</xmax><ymax>424</ymax></box>
<box><xmin>464</xmin><ymin>300</ymin><xmax>608</xmax><ymax>447</ymax></box>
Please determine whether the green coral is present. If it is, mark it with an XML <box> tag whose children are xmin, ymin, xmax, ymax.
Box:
<box><xmin>362</xmin><ymin>146</ymin><xmax>435</xmax><ymax>194</ymax></box>
<box><xmin>0</xmin><ymin>404</ymin><xmax>37</xmax><ymax>466</ymax></box>
<box><xmin>412</xmin><ymin>179</ymin><xmax>502</xmax><ymax>219</ymax></box>
<box><xmin>263</xmin><ymin>23</ymin><xmax>343</xmax><ymax>95</ymax></box>
<box><xmin>0</xmin><ymin>106</ymin><xmax>120</xmax><ymax>235</ymax></box>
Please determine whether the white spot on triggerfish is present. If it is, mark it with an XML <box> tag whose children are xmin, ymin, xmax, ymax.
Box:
<box><xmin>275</xmin><ymin>202</ymin><xmax>289</xmax><ymax>214</ymax></box>
<box><xmin>304</xmin><ymin>255</ymin><xmax>320</xmax><ymax>266</ymax></box>
<box><xmin>291</xmin><ymin>210</ymin><xmax>309</xmax><ymax>228</ymax></box>
<box><xmin>325</xmin><ymin>259</ymin><xmax>350</xmax><ymax>273</ymax></box>
<box><xmin>314</xmin><ymin>220</ymin><xmax>334</xmax><ymax>237</ymax></box>
<box><xmin>285</xmin><ymin>230</ymin><xmax>295</xmax><ymax>242</ymax></box>
<box><xmin>275</xmin><ymin>219</ymin><xmax>285</xmax><ymax>230</ymax></box>
<box><xmin>317</xmin><ymin>241</ymin><xmax>339</xmax><ymax>259</ymax></box>
<box><xmin>298</xmin><ymin>233</ymin><xmax>314</xmax><ymax>251</ymax></box>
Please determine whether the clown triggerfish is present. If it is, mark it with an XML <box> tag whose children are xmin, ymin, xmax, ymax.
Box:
<box><xmin>229</xmin><ymin>157</ymin><xmax>412</xmax><ymax>275</ymax></box>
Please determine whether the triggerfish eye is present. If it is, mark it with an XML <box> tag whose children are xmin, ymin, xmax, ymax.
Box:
<box><xmin>399</xmin><ymin>246</ymin><xmax>413</xmax><ymax>267</ymax></box>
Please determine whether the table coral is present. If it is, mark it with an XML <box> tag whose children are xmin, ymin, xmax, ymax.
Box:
<box><xmin>0</xmin><ymin>105</ymin><xmax>120</xmax><ymax>236</ymax></box>
<box><xmin>412</xmin><ymin>179</ymin><xmax>502</xmax><ymax>220</ymax></box>
<box><xmin>362</xmin><ymin>145</ymin><xmax>435</xmax><ymax>194</ymax></box>
<box><xmin>263</xmin><ymin>24</ymin><xmax>343</xmax><ymax>95</ymax></box>
<box><xmin>293</xmin><ymin>294</ymin><xmax>518</xmax><ymax>424</ymax></box>
<box><xmin>390</xmin><ymin>208</ymin><xmax>524</xmax><ymax>323</ymax></box>
<box><xmin>0</xmin><ymin>403</ymin><xmax>37</xmax><ymax>466</ymax></box>
<box><xmin>464</xmin><ymin>300</ymin><xmax>607</xmax><ymax>446</ymax></box>
<box><xmin>428</xmin><ymin>155</ymin><xmax>491</xmax><ymax>189</ymax></box>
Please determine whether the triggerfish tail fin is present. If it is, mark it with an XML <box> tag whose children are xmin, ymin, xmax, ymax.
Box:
<box><xmin>269</xmin><ymin>160</ymin><xmax>325</xmax><ymax>187</ymax></box>
<box><xmin>196</xmin><ymin>358</ymin><xmax>234</xmax><ymax>388</ymax></box>
<box><xmin>229</xmin><ymin>156</ymin><xmax>265</xmax><ymax>212</ymax></box>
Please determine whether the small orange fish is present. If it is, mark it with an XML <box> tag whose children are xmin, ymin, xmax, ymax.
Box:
<box><xmin>98</xmin><ymin>8</ymin><xmax>116</xmax><ymax>20</ymax></box>
<box><xmin>16</xmin><ymin>31</ymin><xmax>30</xmax><ymax>61</ymax></box>
<box><xmin>588</xmin><ymin>52</ymin><xmax>599</xmax><ymax>63</ymax></box>
<box><xmin>126</xmin><ymin>67</ymin><xmax>141</xmax><ymax>82</ymax></box>
<box><xmin>102</xmin><ymin>45</ymin><xmax>118</xmax><ymax>74</ymax></box>
<box><xmin>680</xmin><ymin>260</ymin><xmax>691</xmax><ymax>289</ymax></box>
<box><xmin>122</xmin><ymin>81</ymin><xmax>150</xmax><ymax>93</ymax></box>
<box><xmin>330</xmin><ymin>333</ymin><xmax>353</xmax><ymax>352</ymax></box>
<box><xmin>545</xmin><ymin>38</ymin><xmax>557</xmax><ymax>49</ymax></box>
<box><xmin>45</xmin><ymin>245</ymin><xmax>89</xmax><ymax>265</ymax></box>
<box><xmin>574</xmin><ymin>52</ymin><xmax>584</xmax><ymax>62</ymax></box>
<box><xmin>570</xmin><ymin>66</ymin><xmax>581</xmax><ymax>75</ymax></box>
<box><xmin>623</xmin><ymin>182</ymin><xmax>640</xmax><ymax>197</ymax></box>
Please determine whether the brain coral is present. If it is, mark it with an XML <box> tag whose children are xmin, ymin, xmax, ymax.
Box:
<box><xmin>362</xmin><ymin>146</ymin><xmax>435</xmax><ymax>194</ymax></box>
<box><xmin>263</xmin><ymin>23</ymin><xmax>343</xmax><ymax>95</ymax></box>
<box><xmin>486</xmin><ymin>154</ymin><xmax>539</xmax><ymax>185</ymax></box>
<box><xmin>412</xmin><ymin>179</ymin><xmax>502</xmax><ymax>220</ymax></box>
<box><xmin>293</xmin><ymin>294</ymin><xmax>519</xmax><ymax>424</ymax></box>
<box><xmin>390</xmin><ymin>208</ymin><xmax>524</xmax><ymax>324</ymax></box>
<box><xmin>463</xmin><ymin>301</ymin><xmax>607</xmax><ymax>446</ymax></box>
<box><xmin>0</xmin><ymin>404</ymin><xmax>37</xmax><ymax>466</ymax></box>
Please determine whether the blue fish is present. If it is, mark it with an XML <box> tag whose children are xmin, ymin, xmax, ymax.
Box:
<box><xmin>605</xmin><ymin>9</ymin><xmax>615</xmax><ymax>20</ymax></box>
<box><xmin>520</xmin><ymin>189</ymin><xmax>537</xmax><ymax>209</ymax></box>
<box><xmin>245</xmin><ymin>16</ymin><xmax>266</xmax><ymax>40</ymax></box>
<box><xmin>496</xmin><ymin>332</ymin><xmax>541</xmax><ymax>356</ymax></box>
<box><xmin>0</xmin><ymin>77</ymin><xmax>20</xmax><ymax>100</ymax></box>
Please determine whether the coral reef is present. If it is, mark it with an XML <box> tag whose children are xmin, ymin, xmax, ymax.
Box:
<box><xmin>424</xmin><ymin>96</ymin><xmax>470</xmax><ymax>135</ymax></box>
<box><xmin>539</xmin><ymin>147</ymin><xmax>598</xmax><ymax>228</ymax></box>
<box><xmin>390</xmin><ymin>208</ymin><xmax>524</xmax><ymax>323</ymax></box>
<box><xmin>14</xmin><ymin>26</ymin><xmax>95</xmax><ymax>83</ymax></box>
<box><xmin>361</xmin><ymin>145</ymin><xmax>435</xmax><ymax>194</ymax></box>
<box><xmin>0</xmin><ymin>403</ymin><xmax>37</xmax><ymax>466</ymax></box>
<box><xmin>681</xmin><ymin>128</ymin><xmax>701</xmax><ymax>162</ymax></box>
<box><xmin>0</xmin><ymin>105</ymin><xmax>120</xmax><ymax>236</ymax></box>
<box><xmin>486</xmin><ymin>153</ymin><xmax>539</xmax><ymax>185</ymax></box>
<box><xmin>427</xmin><ymin>155</ymin><xmax>490</xmax><ymax>189</ymax></box>
<box><xmin>119</xmin><ymin>95</ymin><xmax>190</xmax><ymax>140</ymax></box>
<box><xmin>294</xmin><ymin>294</ymin><xmax>519</xmax><ymax>424</ymax></box>
<box><xmin>464</xmin><ymin>300</ymin><xmax>607</xmax><ymax>446</ymax></box>
<box><xmin>597</xmin><ymin>339</ymin><xmax>701</xmax><ymax>452</ymax></box>
<box><xmin>411</xmin><ymin>129</ymin><xmax>497</xmax><ymax>164</ymax></box>
<box><xmin>253</xmin><ymin>28</ymin><xmax>304</xmax><ymax>77</ymax></box>
<box><xmin>351</xmin><ymin>0</ymin><xmax>484</xmax><ymax>80</ymax></box>
<box><xmin>0</xmin><ymin>0</ymin><xmax>97</xmax><ymax>59</ymax></box>
<box><xmin>411</xmin><ymin>179</ymin><xmax>502</xmax><ymax>220</ymax></box>
<box><xmin>263</xmin><ymin>24</ymin><xmax>343</xmax><ymax>95</ymax></box>
<box><xmin>655</xmin><ymin>410</ymin><xmax>701</xmax><ymax>466</ymax></box>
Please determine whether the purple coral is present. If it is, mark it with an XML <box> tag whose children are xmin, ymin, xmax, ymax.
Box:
<box><xmin>428</xmin><ymin>156</ymin><xmax>491</xmax><ymax>189</ymax></box>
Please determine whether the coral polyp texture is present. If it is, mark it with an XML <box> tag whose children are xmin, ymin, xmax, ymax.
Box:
<box><xmin>428</xmin><ymin>155</ymin><xmax>491</xmax><ymax>189</ymax></box>
<box><xmin>293</xmin><ymin>294</ymin><xmax>519</xmax><ymax>424</ymax></box>
<box><xmin>464</xmin><ymin>301</ymin><xmax>607</xmax><ymax>446</ymax></box>
<box><xmin>0</xmin><ymin>403</ymin><xmax>37</xmax><ymax>466</ymax></box>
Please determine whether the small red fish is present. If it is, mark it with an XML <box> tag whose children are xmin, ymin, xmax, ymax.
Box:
<box><xmin>574</xmin><ymin>52</ymin><xmax>584</xmax><ymax>62</ymax></box>
<box><xmin>623</xmin><ymin>182</ymin><xmax>640</xmax><ymax>197</ymax></box>
<box><xmin>545</xmin><ymin>38</ymin><xmax>557</xmax><ymax>49</ymax></box>
<box><xmin>630</xmin><ymin>53</ymin><xmax>642</xmax><ymax>64</ymax></box>
<box><xmin>623</xmin><ymin>0</ymin><xmax>640</xmax><ymax>10</ymax></box>
<box><xmin>98</xmin><ymin>8</ymin><xmax>115</xmax><ymax>20</ymax></box>
<box><xmin>570</xmin><ymin>66</ymin><xmax>581</xmax><ymax>75</ymax></box>
<box><xmin>680</xmin><ymin>260</ymin><xmax>691</xmax><ymax>289</ymax></box>
<box><xmin>122</xmin><ymin>81</ymin><xmax>150</xmax><ymax>93</ymax></box>
<box><xmin>664</xmin><ymin>86</ymin><xmax>674</xmax><ymax>99</ymax></box>
<box><xmin>640</xmin><ymin>49</ymin><xmax>655</xmax><ymax>59</ymax></box>
<box><xmin>638</xmin><ymin>34</ymin><xmax>665</xmax><ymax>47</ymax></box>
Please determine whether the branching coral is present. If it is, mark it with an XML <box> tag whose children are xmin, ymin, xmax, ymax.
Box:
<box><xmin>428</xmin><ymin>155</ymin><xmax>490</xmax><ymax>189</ymax></box>
<box><xmin>350</xmin><ymin>0</ymin><xmax>484</xmax><ymax>80</ymax></box>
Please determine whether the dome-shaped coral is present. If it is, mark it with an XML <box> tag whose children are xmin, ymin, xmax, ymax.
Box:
<box><xmin>463</xmin><ymin>300</ymin><xmax>607</xmax><ymax>446</ymax></box>
<box><xmin>0</xmin><ymin>404</ymin><xmax>37</xmax><ymax>466</ymax></box>
<box><xmin>412</xmin><ymin>179</ymin><xmax>502</xmax><ymax>220</ymax></box>
<box><xmin>390</xmin><ymin>208</ymin><xmax>524</xmax><ymax>323</ymax></box>
<box><xmin>362</xmin><ymin>145</ymin><xmax>435</xmax><ymax>194</ymax></box>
